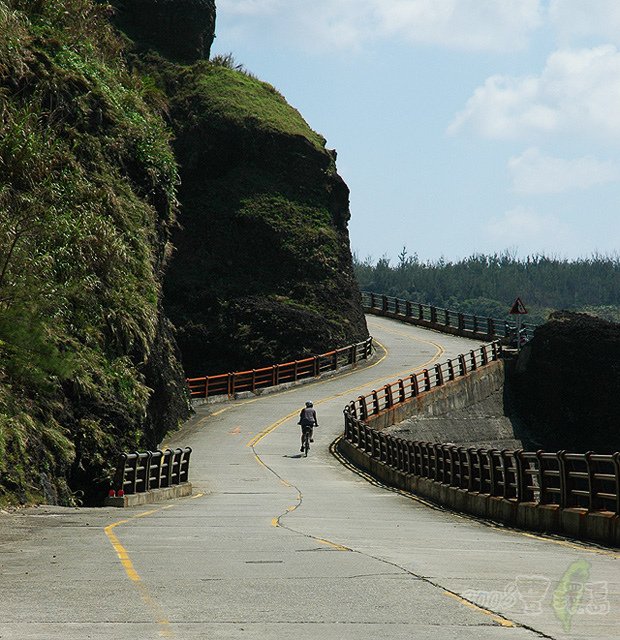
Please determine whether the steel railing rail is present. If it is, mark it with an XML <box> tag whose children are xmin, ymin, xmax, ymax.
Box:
<box><xmin>187</xmin><ymin>337</ymin><xmax>373</xmax><ymax>399</ymax></box>
<box><xmin>361</xmin><ymin>291</ymin><xmax>534</xmax><ymax>343</ymax></box>
<box><xmin>109</xmin><ymin>447</ymin><xmax>192</xmax><ymax>497</ymax></box>
<box><xmin>342</xmin><ymin>341</ymin><xmax>620</xmax><ymax>516</ymax></box>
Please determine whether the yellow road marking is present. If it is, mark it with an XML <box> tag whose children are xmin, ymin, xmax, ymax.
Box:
<box><xmin>191</xmin><ymin>492</ymin><xmax>205</xmax><ymax>499</ymax></box>
<box><xmin>104</xmin><ymin>508</ymin><xmax>174</xmax><ymax>637</ymax></box>
<box><xmin>443</xmin><ymin>591</ymin><xmax>515</xmax><ymax>627</ymax></box>
<box><xmin>315</xmin><ymin>537</ymin><xmax>350</xmax><ymax>551</ymax></box>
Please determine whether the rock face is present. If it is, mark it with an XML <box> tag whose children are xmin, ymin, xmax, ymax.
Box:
<box><xmin>110</xmin><ymin>0</ymin><xmax>216</xmax><ymax>62</ymax></box>
<box><xmin>512</xmin><ymin>311</ymin><xmax>620</xmax><ymax>453</ymax></box>
<box><xmin>0</xmin><ymin>1</ymin><xmax>190</xmax><ymax>505</ymax></box>
<box><xmin>156</xmin><ymin>61</ymin><xmax>369</xmax><ymax>375</ymax></box>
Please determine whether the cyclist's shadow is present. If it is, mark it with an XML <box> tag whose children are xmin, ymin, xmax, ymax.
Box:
<box><xmin>283</xmin><ymin>454</ymin><xmax>305</xmax><ymax>459</ymax></box>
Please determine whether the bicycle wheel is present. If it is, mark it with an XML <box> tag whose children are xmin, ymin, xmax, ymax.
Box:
<box><xmin>303</xmin><ymin>431</ymin><xmax>310</xmax><ymax>457</ymax></box>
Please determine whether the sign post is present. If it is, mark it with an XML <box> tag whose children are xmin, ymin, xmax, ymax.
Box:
<box><xmin>509</xmin><ymin>297</ymin><xmax>528</xmax><ymax>350</ymax></box>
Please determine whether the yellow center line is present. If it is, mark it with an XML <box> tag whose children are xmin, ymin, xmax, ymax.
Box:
<box><xmin>443</xmin><ymin>591</ymin><xmax>515</xmax><ymax>627</ymax></box>
<box><xmin>104</xmin><ymin>506</ymin><xmax>176</xmax><ymax>637</ymax></box>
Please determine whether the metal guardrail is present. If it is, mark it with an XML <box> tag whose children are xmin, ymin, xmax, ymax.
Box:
<box><xmin>343</xmin><ymin>343</ymin><xmax>620</xmax><ymax>515</ymax></box>
<box><xmin>187</xmin><ymin>337</ymin><xmax>373</xmax><ymax>399</ymax></box>
<box><xmin>109</xmin><ymin>447</ymin><xmax>192</xmax><ymax>497</ymax></box>
<box><xmin>362</xmin><ymin>291</ymin><xmax>534</xmax><ymax>343</ymax></box>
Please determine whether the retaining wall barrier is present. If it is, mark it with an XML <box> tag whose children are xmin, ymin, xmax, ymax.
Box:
<box><xmin>187</xmin><ymin>337</ymin><xmax>373</xmax><ymax>399</ymax></box>
<box><xmin>361</xmin><ymin>291</ymin><xmax>534</xmax><ymax>343</ymax></box>
<box><xmin>106</xmin><ymin>447</ymin><xmax>192</xmax><ymax>507</ymax></box>
<box><xmin>341</xmin><ymin>298</ymin><xmax>620</xmax><ymax>546</ymax></box>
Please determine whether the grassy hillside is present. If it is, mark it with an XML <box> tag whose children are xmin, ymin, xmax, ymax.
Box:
<box><xmin>0</xmin><ymin>0</ymin><xmax>190</xmax><ymax>505</ymax></box>
<box><xmin>142</xmin><ymin>56</ymin><xmax>368</xmax><ymax>375</ymax></box>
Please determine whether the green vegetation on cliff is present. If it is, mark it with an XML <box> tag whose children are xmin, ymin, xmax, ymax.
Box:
<box><xmin>355</xmin><ymin>252</ymin><xmax>620</xmax><ymax>324</ymax></box>
<box><xmin>140</xmin><ymin>56</ymin><xmax>368</xmax><ymax>375</ymax></box>
<box><xmin>0</xmin><ymin>0</ymin><xmax>190</xmax><ymax>504</ymax></box>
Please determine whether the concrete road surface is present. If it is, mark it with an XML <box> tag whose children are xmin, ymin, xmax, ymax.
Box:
<box><xmin>0</xmin><ymin>315</ymin><xmax>618</xmax><ymax>639</ymax></box>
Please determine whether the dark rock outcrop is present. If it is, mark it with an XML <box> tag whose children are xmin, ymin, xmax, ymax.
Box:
<box><xmin>110</xmin><ymin>0</ymin><xmax>216</xmax><ymax>62</ymax></box>
<box><xmin>513</xmin><ymin>311</ymin><xmax>620</xmax><ymax>453</ymax></box>
<box><xmin>154</xmin><ymin>61</ymin><xmax>368</xmax><ymax>375</ymax></box>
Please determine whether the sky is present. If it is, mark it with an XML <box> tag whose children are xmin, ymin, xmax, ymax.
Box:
<box><xmin>212</xmin><ymin>1</ymin><xmax>620</xmax><ymax>262</ymax></box>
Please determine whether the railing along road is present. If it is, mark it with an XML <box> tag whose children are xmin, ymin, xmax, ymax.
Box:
<box><xmin>109</xmin><ymin>447</ymin><xmax>192</xmax><ymax>497</ymax></box>
<box><xmin>188</xmin><ymin>337</ymin><xmax>373</xmax><ymax>399</ymax></box>
<box><xmin>362</xmin><ymin>291</ymin><xmax>533</xmax><ymax>342</ymax></box>
<box><xmin>343</xmin><ymin>340</ymin><xmax>620</xmax><ymax>515</ymax></box>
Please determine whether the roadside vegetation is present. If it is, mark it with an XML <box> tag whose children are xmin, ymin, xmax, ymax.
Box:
<box><xmin>355</xmin><ymin>250</ymin><xmax>620</xmax><ymax>325</ymax></box>
<box><xmin>0</xmin><ymin>0</ymin><xmax>189</xmax><ymax>505</ymax></box>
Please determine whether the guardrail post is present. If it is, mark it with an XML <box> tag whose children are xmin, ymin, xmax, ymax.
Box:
<box><xmin>227</xmin><ymin>373</ymin><xmax>234</xmax><ymax>398</ymax></box>
<box><xmin>613</xmin><ymin>452</ymin><xmax>620</xmax><ymax>515</ymax></box>
<box><xmin>487</xmin><ymin>318</ymin><xmax>495</xmax><ymax>336</ymax></box>
<box><xmin>410</xmin><ymin>373</ymin><xmax>419</xmax><ymax>396</ymax></box>
<box><xmin>585</xmin><ymin>451</ymin><xmax>597</xmax><ymax>511</ymax></box>
<box><xmin>472</xmin><ymin>316</ymin><xmax>478</xmax><ymax>334</ymax></box>
<box><xmin>423</xmin><ymin>369</ymin><xmax>431</xmax><ymax>391</ymax></box>
<box><xmin>447</xmin><ymin>359</ymin><xmax>455</xmax><ymax>381</ymax></box>
<box><xmin>458</xmin><ymin>354</ymin><xmax>467</xmax><ymax>376</ymax></box>
<box><xmin>251</xmin><ymin>369</ymin><xmax>257</xmax><ymax>393</ymax></box>
<box><xmin>385</xmin><ymin>385</ymin><xmax>393</xmax><ymax>408</ymax></box>
<box><xmin>350</xmin><ymin>345</ymin><xmax>357</xmax><ymax>366</ymax></box>
<box><xmin>406</xmin><ymin>301</ymin><xmax>412</xmax><ymax>317</ymax></box>
<box><xmin>465</xmin><ymin>448</ymin><xmax>474</xmax><ymax>492</ymax></box>
<box><xmin>488</xmin><ymin>450</ymin><xmax>498</xmax><ymax>496</ymax></box>
<box><xmin>514</xmin><ymin>450</ymin><xmax>527</xmax><ymax>502</ymax></box>
<box><xmin>382</xmin><ymin>295</ymin><xmax>388</xmax><ymax>312</ymax></box>
<box><xmin>313</xmin><ymin>356</ymin><xmax>320</xmax><ymax>377</ymax></box>
<box><xmin>481</xmin><ymin>346</ymin><xmax>488</xmax><ymax>366</ymax></box>
<box><xmin>372</xmin><ymin>390</ymin><xmax>379</xmax><ymax>415</ymax></box>
<box><xmin>500</xmin><ymin>450</ymin><xmax>511</xmax><ymax>499</ymax></box>
<box><xmin>557</xmin><ymin>450</ymin><xmax>568</xmax><ymax>508</ymax></box>
<box><xmin>370</xmin><ymin>292</ymin><xmax>375</xmax><ymax>308</ymax></box>
<box><xmin>397</xmin><ymin>379</ymin><xmax>405</xmax><ymax>403</ymax></box>
<box><xmin>534</xmin><ymin>450</ymin><xmax>545</xmax><ymax>504</ymax></box>
<box><xmin>430</xmin><ymin>306</ymin><xmax>438</xmax><ymax>324</ymax></box>
<box><xmin>204</xmin><ymin>377</ymin><xmax>209</xmax><ymax>399</ymax></box>
<box><xmin>469</xmin><ymin>350</ymin><xmax>477</xmax><ymax>371</ymax></box>
<box><xmin>458</xmin><ymin>313</ymin><xmax>465</xmax><ymax>332</ymax></box>
<box><xmin>358</xmin><ymin>395</ymin><xmax>368</xmax><ymax>420</ymax></box>
<box><xmin>395</xmin><ymin>298</ymin><xmax>400</xmax><ymax>315</ymax></box>
<box><xmin>435</xmin><ymin>363</ymin><xmax>444</xmax><ymax>386</ymax></box>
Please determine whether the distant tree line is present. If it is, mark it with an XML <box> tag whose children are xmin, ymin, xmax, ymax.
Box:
<box><xmin>354</xmin><ymin>250</ymin><xmax>620</xmax><ymax>325</ymax></box>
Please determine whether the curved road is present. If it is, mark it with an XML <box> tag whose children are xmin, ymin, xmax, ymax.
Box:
<box><xmin>1</xmin><ymin>316</ymin><xmax>618</xmax><ymax>639</ymax></box>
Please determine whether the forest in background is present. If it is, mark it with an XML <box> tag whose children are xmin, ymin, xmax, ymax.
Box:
<box><xmin>354</xmin><ymin>251</ymin><xmax>620</xmax><ymax>325</ymax></box>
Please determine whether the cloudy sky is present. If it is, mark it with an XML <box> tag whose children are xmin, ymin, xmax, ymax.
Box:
<box><xmin>212</xmin><ymin>1</ymin><xmax>620</xmax><ymax>261</ymax></box>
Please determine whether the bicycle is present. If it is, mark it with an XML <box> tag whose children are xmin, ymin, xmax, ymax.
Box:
<box><xmin>301</xmin><ymin>426</ymin><xmax>312</xmax><ymax>457</ymax></box>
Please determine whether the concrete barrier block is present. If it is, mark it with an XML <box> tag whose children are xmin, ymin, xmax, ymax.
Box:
<box><xmin>105</xmin><ymin>483</ymin><xmax>193</xmax><ymax>507</ymax></box>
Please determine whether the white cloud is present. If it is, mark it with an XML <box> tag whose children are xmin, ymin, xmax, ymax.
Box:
<box><xmin>550</xmin><ymin>0</ymin><xmax>620</xmax><ymax>46</ymax></box>
<box><xmin>217</xmin><ymin>0</ymin><xmax>543</xmax><ymax>53</ymax></box>
<box><xmin>448</xmin><ymin>46</ymin><xmax>620</xmax><ymax>141</ymax></box>
<box><xmin>486</xmin><ymin>207</ymin><xmax>574</xmax><ymax>253</ymax></box>
<box><xmin>509</xmin><ymin>148</ymin><xmax>620</xmax><ymax>194</ymax></box>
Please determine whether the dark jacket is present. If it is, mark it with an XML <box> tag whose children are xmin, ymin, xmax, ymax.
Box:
<box><xmin>299</xmin><ymin>407</ymin><xmax>318</xmax><ymax>427</ymax></box>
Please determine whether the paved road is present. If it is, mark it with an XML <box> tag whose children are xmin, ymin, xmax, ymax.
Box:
<box><xmin>1</xmin><ymin>315</ymin><xmax>618</xmax><ymax>639</ymax></box>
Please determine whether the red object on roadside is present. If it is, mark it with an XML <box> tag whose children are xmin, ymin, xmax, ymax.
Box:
<box><xmin>117</xmin><ymin>489</ymin><xmax>125</xmax><ymax>497</ymax></box>
<box><xmin>108</xmin><ymin>489</ymin><xmax>116</xmax><ymax>497</ymax></box>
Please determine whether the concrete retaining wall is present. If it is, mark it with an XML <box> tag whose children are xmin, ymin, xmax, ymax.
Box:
<box><xmin>339</xmin><ymin>438</ymin><xmax>620</xmax><ymax>545</ymax></box>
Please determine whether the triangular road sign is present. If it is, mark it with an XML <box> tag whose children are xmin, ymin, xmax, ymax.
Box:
<box><xmin>509</xmin><ymin>297</ymin><xmax>528</xmax><ymax>315</ymax></box>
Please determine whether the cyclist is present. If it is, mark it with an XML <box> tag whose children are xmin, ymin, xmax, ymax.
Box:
<box><xmin>299</xmin><ymin>401</ymin><xmax>318</xmax><ymax>452</ymax></box>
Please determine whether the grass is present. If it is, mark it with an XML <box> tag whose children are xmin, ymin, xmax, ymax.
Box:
<box><xmin>197</xmin><ymin>65</ymin><xmax>327</xmax><ymax>149</ymax></box>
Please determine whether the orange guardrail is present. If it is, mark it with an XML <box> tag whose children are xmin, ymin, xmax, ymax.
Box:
<box><xmin>187</xmin><ymin>337</ymin><xmax>373</xmax><ymax>399</ymax></box>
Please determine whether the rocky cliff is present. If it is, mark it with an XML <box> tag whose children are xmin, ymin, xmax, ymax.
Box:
<box><xmin>0</xmin><ymin>0</ymin><xmax>367</xmax><ymax>504</ymax></box>
<box><xmin>117</xmin><ymin>1</ymin><xmax>368</xmax><ymax>376</ymax></box>
<box><xmin>513</xmin><ymin>311</ymin><xmax>620</xmax><ymax>453</ymax></box>
<box><xmin>0</xmin><ymin>0</ymin><xmax>190</xmax><ymax>505</ymax></box>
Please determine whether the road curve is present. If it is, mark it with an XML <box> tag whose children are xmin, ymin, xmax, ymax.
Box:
<box><xmin>0</xmin><ymin>315</ymin><xmax>618</xmax><ymax>640</ymax></box>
